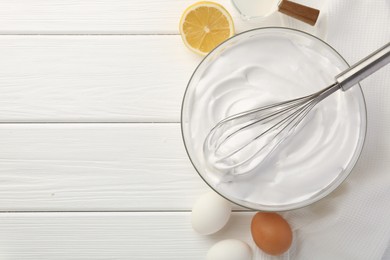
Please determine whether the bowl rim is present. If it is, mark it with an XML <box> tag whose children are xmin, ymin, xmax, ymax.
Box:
<box><xmin>180</xmin><ymin>27</ymin><xmax>367</xmax><ymax>211</ymax></box>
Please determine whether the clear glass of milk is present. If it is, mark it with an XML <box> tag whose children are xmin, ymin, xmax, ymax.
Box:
<box><xmin>232</xmin><ymin>0</ymin><xmax>280</xmax><ymax>20</ymax></box>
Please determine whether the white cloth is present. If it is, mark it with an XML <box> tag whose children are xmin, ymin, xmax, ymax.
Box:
<box><xmin>254</xmin><ymin>0</ymin><xmax>390</xmax><ymax>259</ymax></box>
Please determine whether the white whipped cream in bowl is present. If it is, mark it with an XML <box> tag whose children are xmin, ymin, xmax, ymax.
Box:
<box><xmin>181</xmin><ymin>27</ymin><xmax>366</xmax><ymax>211</ymax></box>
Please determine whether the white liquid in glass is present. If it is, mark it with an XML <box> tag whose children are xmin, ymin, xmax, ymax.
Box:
<box><xmin>232</xmin><ymin>0</ymin><xmax>279</xmax><ymax>18</ymax></box>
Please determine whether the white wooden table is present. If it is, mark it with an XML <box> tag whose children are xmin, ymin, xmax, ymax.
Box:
<box><xmin>0</xmin><ymin>1</ymin><xmax>269</xmax><ymax>259</ymax></box>
<box><xmin>0</xmin><ymin>1</ymin><xmax>388</xmax><ymax>259</ymax></box>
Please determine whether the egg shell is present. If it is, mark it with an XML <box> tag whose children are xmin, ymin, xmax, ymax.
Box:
<box><xmin>206</xmin><ymin>239</ymin><xmax>252</xmax><ymax>260</ymax></box>
<box><xmin>251</xmin><ymin>212</ymin><xmax>292</xmax><ymax>256</ymax></box>
<box><xmin>191</xmin><ymin>191</ymin><xmax>232</xmax><ymax>235</ymax></box>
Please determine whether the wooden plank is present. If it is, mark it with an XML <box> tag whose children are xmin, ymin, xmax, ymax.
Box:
<box><xmin>0</xmin><ymin>35</ymin><xmax>200</xmax><ymax>122</ymax></box>
<box><xmin>0</xmin><ymin>211</ymin><xmax>388</xmax><ymax>259</ymax></box>
<box><xmin>0</xmin><ymin>0</ymin><xmax>284</xmax><ymax>34</ymax></box>
<box><xmin>0</xmin><ymin>123</ymin><xmax>247</xmax><ymax>211</ymax></box>
<box><xmin>0</xmin><ymin>212</ymin><xmax>254</xmax><ymax>259</ymax></box>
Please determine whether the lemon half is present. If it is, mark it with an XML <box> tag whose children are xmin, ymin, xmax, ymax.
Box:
<box><xmin>179</xmin><ymin>1</ymin><xmax>235</xmax><ymax>55</ymax></box>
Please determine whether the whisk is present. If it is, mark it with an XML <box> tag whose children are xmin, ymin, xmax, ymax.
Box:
<box><xmin>204</xmin><ymin>42</ymin><xmax>390</xmax><ymax>176</ymax></box>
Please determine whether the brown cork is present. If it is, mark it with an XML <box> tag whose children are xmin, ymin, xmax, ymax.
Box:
<box><xmin>278</xmin><ymin>0</ymin><xmax>320</xmax><ymax>26</ymax></box>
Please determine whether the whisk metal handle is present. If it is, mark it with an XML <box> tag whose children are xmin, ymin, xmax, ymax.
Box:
<box><xmin>336</xmin><ymin>42</ymin><xmax>390</xmax><ymax>91</ymax></box>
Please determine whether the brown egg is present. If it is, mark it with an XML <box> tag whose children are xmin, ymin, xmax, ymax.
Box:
<box><xmin>251</xmin><ymin>212</ymin><xmax>293</xmax><ymax>255</ymax></box>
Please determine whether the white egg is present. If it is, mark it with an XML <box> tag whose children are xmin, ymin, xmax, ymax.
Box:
<box><xmin>206</xmin><ymin>239</ymin><xmax>252</xmax><ymax>260</ymax></box>
<box><xmin>191</xmin><ymin>191</ymin><xmax>232</xmax><ymax>235</ymax></box>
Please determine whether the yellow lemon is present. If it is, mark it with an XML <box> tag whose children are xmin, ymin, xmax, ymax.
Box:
<box><xmin>179</xmin><ymin>1</ymin><xmax>235</xmax><ymax>55</ymax></box>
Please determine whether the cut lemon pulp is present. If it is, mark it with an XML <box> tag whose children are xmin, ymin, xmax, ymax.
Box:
<box><xmin>179</xmin><ymin>1</ymin><xmax>235</xmax><ymax>55</ymax></box>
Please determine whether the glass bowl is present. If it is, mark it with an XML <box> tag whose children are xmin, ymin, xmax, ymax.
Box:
<box><xmin>181</xmin><ymin>27</ymin><xmax>366</xmax><ymax>211</ymax></box>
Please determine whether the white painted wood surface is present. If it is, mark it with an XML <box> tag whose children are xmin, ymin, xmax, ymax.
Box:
<box><xmin>0</xmin><ymin>0</ymin><xmax>262</xmax><ymax>257</ymax></box>
<box><xmin>0</xmin><ymin>123</ymin><xmax>212</xmax><ymax>211</ymax></box>
<box><xmin>0</xmin><ymin>35</ymin><xmax>199</xmax><ymax>122</ymax></box>
<box><xmin>0</xmin><ymin>212</ymin><xmax>253</xmax><ymax>259</ymax></box>
<box><xmin>0</xmin><ymin>0</ymin><xmax>268</xmax><ymax>257</ymax></box>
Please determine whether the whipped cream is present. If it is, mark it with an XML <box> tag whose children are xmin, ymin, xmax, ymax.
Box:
<box><xmin>182</xmin><ymin>29</ymin><xmax>366</xmax><ymax>209</ymax></box>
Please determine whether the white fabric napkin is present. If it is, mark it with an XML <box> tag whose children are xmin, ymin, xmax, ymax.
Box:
<box><xmin>253</xmin><ymin>0</ymin><xmax>390</xmax><ymax>259</ymax></box>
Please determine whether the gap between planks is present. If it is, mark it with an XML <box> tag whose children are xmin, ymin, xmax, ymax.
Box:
<box><xmin>0</xmin><ymin>209</ymin><xmax>253</xmax><ymax>213</ymax></box>
<box><xmin>0</xmin><ymin>122</ymin><xmax>181</xmax><ymax>124</ymax></box>
<box><xmin>0</xmin><ymin>33</ymin><xmax>180</xmax><ymax>36</ymax></box>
